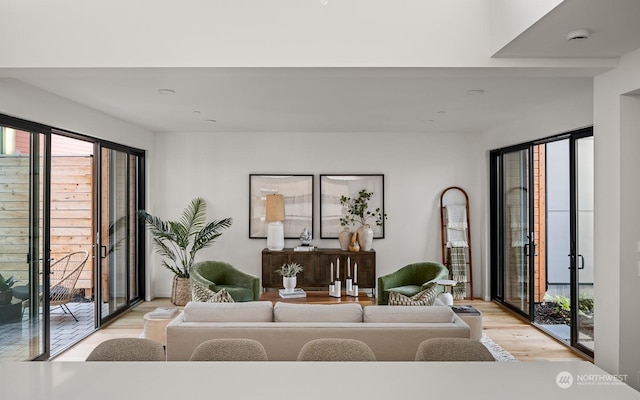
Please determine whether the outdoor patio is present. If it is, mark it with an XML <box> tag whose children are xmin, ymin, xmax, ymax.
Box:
<box><xmin>0</xmin><ymin>301</ymin><xmax>96</xmax><ymax>361</ymax></box>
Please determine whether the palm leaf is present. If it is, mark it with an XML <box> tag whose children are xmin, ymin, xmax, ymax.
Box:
<box><xmin>180</xmin><ymin>197</ymin><xmax>207</xmax><ymax>236</ymax></box>
<box><xmin>190</xmin><ymin>218</ymin><xmax>233</xmax><ymax>257</ymax></box>
<box><xmin>139</xmin><ymin>198</ymin><xmax>233</xmax><ymax>278</ymax></box>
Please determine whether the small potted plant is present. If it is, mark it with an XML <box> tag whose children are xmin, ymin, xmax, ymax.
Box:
<box><xmin>275</xmin><ymin>263</ymin><xmax>304</xmax><ymax>292</ymax></box>
<box><xmin>339</xmin><ymin>189</ymin><xmax>388</xmax><ymax>251</ymax></box>
<box><xmin>0</xmin><ymin>273</ymin><xmax>15</xmax><ymax>305</ymax></box>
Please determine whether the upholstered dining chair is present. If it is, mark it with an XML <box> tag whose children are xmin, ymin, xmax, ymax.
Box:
<box><xmin>189</xmin><ymin>338</ymin><xmax>269</xmax><ymax>361</ymax></box>
<box><xmin>86</xmin><ymin>338</ymin><xmax>166</xmax><ymax>361</ymax></box>
<box><xmin>50</xmin><ymin>250</ymin><xmax>89</xmax><ymax>321</ymax></box>
<box><xmin>296</xmin><ymin>338</ymin><xmax>377</xmax><ymax>361</ymax></box>
<box><xmin>414</xmin><ymin>337</ymin><xmax>495</xmax><ymax>361</ymax></box>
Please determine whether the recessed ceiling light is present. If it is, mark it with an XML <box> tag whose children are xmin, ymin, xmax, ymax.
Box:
<box><xmin>466</xmin><ymin>90</ymin><xmax>485</xmax><ymax>96</ymax></box>
<box><xmin>192</xmin><ymin>110</ymin><xmax>201</xmax><ymax>114</ymax></box>
<box><xmin>422</xmin><ymin>119</ymin><xmax>435</xmax><ymax>123</ymax></box>
<box><xmin>437</xmin><ymin>111</ymin><xmax>447</xmax><ymax>114</ymax></box>
<box><xmin>205</xmin><ymin>119</ymin><xmax>217</xmax><ymax>123</ymax></box>
<box><xmin>158</xmin><ymin>88</ymin><xmax>176</xmax><ymax>95</ymax></box>
<box><xmin>566</xmin><ymin>29</ymin><xmax>590</xmax><ymax>41</ymax></box>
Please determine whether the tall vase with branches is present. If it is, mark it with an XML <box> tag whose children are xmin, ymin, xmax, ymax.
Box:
<box><xmin>138</xmin><ymin>197</ymin><xmax>232</xmax><ymax>305</ymax></box>
<box><xmin>339</xmin><ymin>189</ymin><xmax>387</xmax><ymax>251</ymax></box>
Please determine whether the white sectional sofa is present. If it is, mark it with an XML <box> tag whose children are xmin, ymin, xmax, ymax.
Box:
<box><xmin>165</xmin><ymin>300</ymin><xmax>471</xmax><ymax>361</ymax></box>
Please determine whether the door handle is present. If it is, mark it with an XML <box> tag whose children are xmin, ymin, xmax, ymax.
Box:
<box><xmin>578</xmin><ymin>254</ymin><xmax>585</xmax><ymax>270</ymax></box>
<box><xmin>100</xmin><ymin>246</ymin><xmax>108</xmax><ymax>259</ymax></box>
<box><xmin>568</xmin><ymin>254</ymin><xmax>575</xmax><ymax>270</ymax></box>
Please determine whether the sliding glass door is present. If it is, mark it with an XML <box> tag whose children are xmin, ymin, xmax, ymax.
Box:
<box><xmin>574</xmin><ymin>136</ymin><xmax>594</xmax><ymax>353</ymax></box>
<box><xmin>501</xmin><ymin>148</ymin><xmax>531</xmax><ymax>316</ymax></box>
<box><xmin>0</xmin><ymin>123</ymin><xmax>48</xmax><ymax>361</ymax></box>
<box><xmin>97</xmin><ymin>145</ymin><xmax>143</xmax><ymax>322</ymax></box>
<box><xmin>491</xmin><ymin>128</ymin><xmax>594</xmax><ymax>358</ymax></box>
<box><xmin>0</xmin><ymin>113</ymin><xmax>145</xmax><ymax>361</ymax></box>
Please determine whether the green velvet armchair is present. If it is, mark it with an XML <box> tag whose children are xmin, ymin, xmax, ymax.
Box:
<box><xmin>190</xmin><ymin>261</ymin><xmax>261</xmax><ymax>302</ymax></box>
<box><xmin>377</xmin><ymin>262</ymin><xmax>449</xmax><ymax>305</ymax></box>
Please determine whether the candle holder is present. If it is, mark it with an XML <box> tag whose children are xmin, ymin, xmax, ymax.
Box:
<box><xmin>346</xmin><ymin>279</ymin><xmax>359</xmax><ymax>297</ymax></box>
<box><xmin>329</xmin><ymin>279</ymin><xmax>341</xmax><ymax>297</ymax></box>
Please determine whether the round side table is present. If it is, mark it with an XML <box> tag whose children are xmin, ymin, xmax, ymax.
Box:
<box><xmin>434</xmin><ymin>279</ymin><xmax>457</xmax><ymax>306</ymax></box>
<box><xmin>143</xmin><ymin>312</ymin><xmax>177</xmax><ymax>346</ymax></box>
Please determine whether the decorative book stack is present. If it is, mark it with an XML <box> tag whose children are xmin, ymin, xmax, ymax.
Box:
<box><xmin>279</xmin><ymin>288</ymin><xmax>307</xmax><ymax>298</ymax></box>
<box><xmin>147</xmin><ymin>307</ymin><xmax>179</xmax><ymax>319</ymax></box>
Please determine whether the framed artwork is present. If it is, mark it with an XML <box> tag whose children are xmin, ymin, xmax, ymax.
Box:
<box><xmin>249</xmin><ymin>174</ymin><xmax>314</xmax><ymax>239</ymax></box>
<box><xmin>320</xmin><ymin>174</ymin><xmax>385</xmax><ymax>239</ymax></box>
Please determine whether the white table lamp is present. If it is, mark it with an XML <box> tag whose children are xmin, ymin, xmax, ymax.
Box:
<box><xmin>265</xmin><ymin>194</ymin><xmax>285</xmax><ymax>251</ymax></box>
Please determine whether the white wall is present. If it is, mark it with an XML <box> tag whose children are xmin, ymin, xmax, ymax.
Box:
<box><xmin>594</xmin><ymin>46</ymin><xmax>640</xmax><ymax>389</ymax></box>
<box><xmin>0</xmin><ymin>79</ymin><xmax>153</xmax><ymax>150</ymax></box>
<box><xmin>150</xmin><ymin>131</ymin><xmax>484</xmax><ymax>298</ymax></box>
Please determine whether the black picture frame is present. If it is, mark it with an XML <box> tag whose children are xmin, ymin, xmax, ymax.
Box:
<box><xmin>249</xmin><ymin>174</ymin><xmax>314</xmax><ymax>239</ymax></box>
<box><xmin>320</xmin><ymin>174</ymin><xmax>385</xmax><ymax>239</ymax></box>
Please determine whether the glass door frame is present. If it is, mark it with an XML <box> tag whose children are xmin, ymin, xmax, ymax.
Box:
<box><xmin>490</xmin><ymin>127</ymin><xmax>594</xmax><ymax>359</ymax></box>
<box><xmin>491</xmin><ymin>142</ymin><xmax>536</xmax><ymax>318</ymax></box>
<box><xmin>94</xmin><ymin>141</ymin><xmax>146</xmax><ymax>325</ymax></box>
<box><xmin>0</xmin><ymin>115</ymin><xmax>52</xmax><ymax>360</ymax></box>
<box><xmin>568</xmin><ymin>130</ymin><xmax>594</xmax><ymax>357</ymax></box>
<box><xmin>0</xmin><ymin>113</ymin><xmax>146</xmax><ymax>360</ymax></box>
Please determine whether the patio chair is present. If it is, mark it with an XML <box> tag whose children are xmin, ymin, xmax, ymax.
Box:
<box><xmin>297</xmin><ymin>338</ymin><xmax>377</xmax><ymax>361</ymax></box>
<box><xmin>189</xmin><ymin>338</ymin><xmax>268</xmax><ymax>361</ymax></box>
<box><xmin>50</xmin><ymin>250</ymin><xmax>89</xmax><ymax>322</ymax></box>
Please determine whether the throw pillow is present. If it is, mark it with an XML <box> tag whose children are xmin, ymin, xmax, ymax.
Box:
<box><xmin>191</xmin><ymin>283</ymin><xmax>235</xmax><ymax>303</ymax></box>
<box><xmin>388</xmin><ymin>284</ymin><xmax>438</xmax><ymax>306</ymax></box>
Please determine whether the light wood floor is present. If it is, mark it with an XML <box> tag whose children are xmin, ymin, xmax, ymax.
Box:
<box><xmin>53</xmin><ymin>298</ymin><xmax>589</xmax><ymax>362</ymax></box>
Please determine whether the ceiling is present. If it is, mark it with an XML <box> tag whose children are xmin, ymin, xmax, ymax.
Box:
<box><xmin>5</xmin><ymin>0</ymin><xmax>640</xmax><ymax>134</ymax></box>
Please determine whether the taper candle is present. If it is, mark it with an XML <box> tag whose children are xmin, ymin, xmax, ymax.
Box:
<box><xmin>330</xmin><ymin>262</ymin><xmax>334</xmax><ymax>282</ymax></box>
<box><xmin>354</xmin><ymin>263</ymin><xmax>358</xmax><ymax>282</ymax></box>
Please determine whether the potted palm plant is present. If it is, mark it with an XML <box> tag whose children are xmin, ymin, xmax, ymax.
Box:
<box><xmin>138</xmin><ymin>197</ymin><xmax>232</xmax><ymax>305</ymax></box>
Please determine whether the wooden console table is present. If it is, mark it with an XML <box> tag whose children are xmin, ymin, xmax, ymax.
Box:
<box><xmin>262</xmin><ymin>248</ymin><xmax>376</xmax><ymax>294</ymax></box>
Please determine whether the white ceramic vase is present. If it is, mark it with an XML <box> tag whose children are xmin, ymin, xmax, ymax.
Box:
<box><xmin>338</xmin><ymin>228</ymin><xmax>351</xmax><ymax>251</ymax></box>
<box><xmin>283</xmin><ymin>276</ymin><xmax>297</xmax><ymax>292</ymax></box>
<box><xmin>357</xmin><ymin>225</ymin><xmax>374</xmax><ymax>251</ymax></box>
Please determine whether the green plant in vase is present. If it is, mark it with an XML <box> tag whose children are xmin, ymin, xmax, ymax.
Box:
<box><xmin>275</xmin><ymin>263</ymin><xmax>303</xmax><ymax>293</ymax></box>
<box><xmin>138</xmin><ymin>197</ymin><xmax>233</xmax><ymax>305</ymax></box>
<box><xmin>339</xmin><ymin>189</ymin><xmax>387</xmax><ymax>251</ymax></box>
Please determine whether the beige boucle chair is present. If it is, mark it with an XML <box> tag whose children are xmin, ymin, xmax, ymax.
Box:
<box><xmin>189</xmin><ymin>338</ymin><xmax>268</xmax><ymax>361</ymax></box>
<box><xmin>86</xmin><ymin>338</ymin><xmax>166</xmax><ymax>361</ymax></box>
<box><xmin>296</xmin><ymin>338</ymin><xmax>377</xmax><ymax>361</ymax></box>
<box><xmin>415</xmin><ymin>337</ymin><xmax>495</xmax><ymax>361</ymax></box>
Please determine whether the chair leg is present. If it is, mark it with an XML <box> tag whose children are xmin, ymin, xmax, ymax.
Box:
<box><xmin>62</xmin><ymin>304</ymin><xmax>79</xmax><ymax>322</ymax></box>
<box><xmin>53</xmin><ymin>304</ymin><xmax>79</xmax><ymax>322</ymax></box>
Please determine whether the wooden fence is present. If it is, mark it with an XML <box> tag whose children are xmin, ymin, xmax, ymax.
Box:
<box><xmin>0</xmin><ymin>155</ymin><xmax>94</xmax><ymax>295</ymax></box>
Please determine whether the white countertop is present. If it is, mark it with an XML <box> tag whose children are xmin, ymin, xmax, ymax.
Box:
<box><xmin>1</xmin><ymin>360</ymin><xmax>638</xmax><ymax>400</ymax></box>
